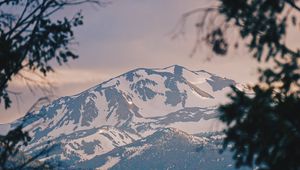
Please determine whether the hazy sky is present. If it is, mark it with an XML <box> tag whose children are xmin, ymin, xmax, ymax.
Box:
<box><xmin>1</xmin><ymin>0</ymin><xmax>261</xmax><ymax>123</ymax></box>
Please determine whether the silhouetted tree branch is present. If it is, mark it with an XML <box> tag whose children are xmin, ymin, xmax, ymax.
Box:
<box><xmin>0</xmin><ymin>0</ymin><xmax>107</xmax><ymax>169</ymax></box>
<box><xmin>180</xmin><ymin>0</ymin><xmax>300</xmax><ymax>170</ymax></box>
<box><xmin>0</xmin><ymin>0</ymin><xmax>109</xmax><ymax>109</ymax></box>
<box><xmin>176</xmin><ymin>0</ymin><xmax>300</xmax><ymax>169</ymax></box>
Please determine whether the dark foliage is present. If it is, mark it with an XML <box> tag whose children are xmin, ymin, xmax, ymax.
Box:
<box><xmin>209</xmin><ymin>0</ymin><xmax>300</xmax><ymax>170</ymax></box>
<box><xmin>220</xmin><ymin>86</ymin><xmax>300</xmax><ymax>170</ymax></box>
<box><xmin>0</xmin><ymin>0</ymin><xmax>103</xmax><ymax>109</ymax></box>
<box><xmin>0</xmin><ymin>125</ymin><xmax>31</xmax><ymax>169</ymax></box>
<box><xmin>218</xmin><ymin>0</ymin><xmax>300</xmax><ymax>60</ymax></box>
<box><xmin>0</xmin><ymin>0</ymin><xmax>104</xmax><ymax>169</ymax></box>
<box><xmin>0</xmin><ymin>125</ymin><xmax>54</xmax><ymax>169</ymax></box>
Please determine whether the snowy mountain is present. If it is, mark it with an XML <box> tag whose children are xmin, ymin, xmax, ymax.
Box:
<box><xmin>1</xmin><ymin>65</ymin><xmax>241</xmax><ymax>169</ymax></box>
<box><xmin>78</xmin><ymin>128</ymin><xmax>245</xmax><ymax>170</ymax></box>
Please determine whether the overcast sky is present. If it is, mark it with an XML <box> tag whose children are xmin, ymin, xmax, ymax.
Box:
<box><xmin>1</xmin><ymin>0</ymin><xmax>261</xmax><ymax>123</ymax></box>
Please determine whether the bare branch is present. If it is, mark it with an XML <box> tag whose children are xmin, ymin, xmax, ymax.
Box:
<box><xmin>286</xmin><ymin>0</ymin><xmax>300</xmax><ymax>12</ymax></box>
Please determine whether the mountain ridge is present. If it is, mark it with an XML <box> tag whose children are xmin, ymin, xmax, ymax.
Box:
<box><xmin>0</xmin><ymin>65</ymin><xmax>241</xmax><ymax>169</ymax></box>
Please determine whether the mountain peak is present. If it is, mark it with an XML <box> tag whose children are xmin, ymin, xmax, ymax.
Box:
<box><xmin>0</xmin><ymin>65</ymin><xmax>239</xmax><ymax>168</ymax></box>
<box><xmin>162</xmin><ymin>65</ymin><xmax>188</xmax><ymax>75</ymax></box>
<box><xmin>163</xmin><ymin>64</ymin><xmax>185</xmax><ymax>69</ymax></box>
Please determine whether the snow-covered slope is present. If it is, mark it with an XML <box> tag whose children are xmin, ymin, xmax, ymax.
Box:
<box><xmin>78</xmin><ymin>128</ymin><xmax>249</xmax><ymax>170</ymax></box>
<box><xmin>0</xmin><ymin>123</ymin><xmax>11</xmax><ymax>135</ymax></box>
<box><xmin>0</xmin><ymin>65</ymin><xmax>239</xmax><ymax>169</ymax></box>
